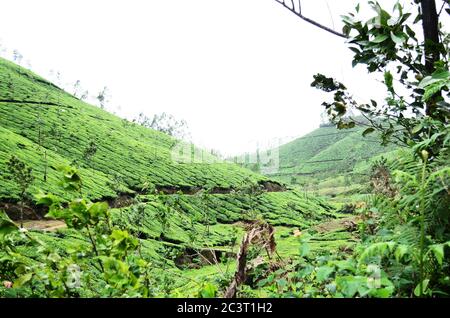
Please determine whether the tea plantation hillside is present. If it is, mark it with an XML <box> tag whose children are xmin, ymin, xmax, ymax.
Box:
<box><xmin>277</xmin><ymin>125</ymin><xmax>394</xmax><ymax>175</ymax></box>
<box><xmin>256</xmin><ymin>124</ymin><xmax>396</xmax><ymax>198</ymax></box>
<box><xmin>0</xmin><ymin>57</ymin><xmax>272</xmax><ymax>201</ymax></box>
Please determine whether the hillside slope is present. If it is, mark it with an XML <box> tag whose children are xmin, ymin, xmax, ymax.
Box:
<box><xmin>0</xmin><ymin>58</ymin><xmax>269</xmax><ymax>201</ymax></box>
<box><xmin>252</xmin><ymin>124</ymin><xmax>397</xmax><ymax>198</ymax></box>
<box><xmin>278</xmin><ymin>126</ymin><xmax>394</xmax><ymax>176</ymax></box>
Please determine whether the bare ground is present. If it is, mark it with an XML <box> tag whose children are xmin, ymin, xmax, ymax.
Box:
<box><xmin>20</xmin><ymin>219</ymin><xmax>66</xmax><ymax>232</ymax></box>
<box><xmin>313</xmin><ymin>215</ymin><xmax>361</xmax><ymax>233</ymax></box>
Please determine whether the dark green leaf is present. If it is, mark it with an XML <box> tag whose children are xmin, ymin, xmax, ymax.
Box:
<box><xmin>0</xmin><ymin>210</ymin><xmax>18</xmax><ymax>238</ymax></box>
<box><xmin>384</xmin><ymin>71</ymin><xmax>394</xmax><ymax>92</ymax></box>
<box><xmin>363</xmin><ymin>127</ymin><xmax>375</xmax><ymax>136</ymax></box>
<box><xmin>390</xmin><ymin>31</ymin><xmax>405</xmax><ymax>44</ymax></box>
<box><xmin>316</xmin><ymin>266</ymin><xmax>334</xmax><ymax>282</ymax></box>
<box><xmin>371</xmin><ymin>34</ymin><xmax>389</xmax><ymax>43</ymax></box>
<box><xmin>14</xmin><ymin>273</ymin><xmax>33</xmax><ymax>288</ymax></box>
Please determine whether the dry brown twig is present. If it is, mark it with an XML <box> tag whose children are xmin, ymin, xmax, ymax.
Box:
<box><xmin>224</xmin><ymin>221</ymin><xmax>277</xmax><ymax>298</ymax></box>
<box><xmin>274</xmin><ymin>0</ymin><xmax>348</xmax><ymax>39</ymax></box>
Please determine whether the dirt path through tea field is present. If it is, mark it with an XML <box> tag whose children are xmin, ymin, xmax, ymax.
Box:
<box><xmin>313</xmin><ymin>215</ymin><xmax>361</xmax><ymax>233</ymax></box>
<box><xmin>20</xmin><ymin>220</ymin><xmax>67</xmax><ymax>232</ymax></box>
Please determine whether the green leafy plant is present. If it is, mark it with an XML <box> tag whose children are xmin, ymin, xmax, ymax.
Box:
<box><xmin>6</xmin><ymin>156</ymin><xmax>34</xmax><ymax>227</ymax></box>
<box><xmin>310</xmin><ymin>1</ymin><xmax>449</xmax><ymax>157</ymax></box>
<box><xmin>0</xmin><ymin>168</ymin><xmax>153</xmax><ymax>297</ymax></box>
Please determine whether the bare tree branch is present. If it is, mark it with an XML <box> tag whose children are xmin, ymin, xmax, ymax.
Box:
<box><xmin>274</xmin><ymin>0</ymin><xmax>348</xmax><ymax>39</ymax></box>
<box><xmin>438</xmin><ymin>0</ymin><xmax>450</xmax><ymax>17</ymax></box>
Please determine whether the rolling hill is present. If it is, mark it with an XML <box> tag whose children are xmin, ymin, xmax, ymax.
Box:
<box><xmin>245</xmin><ymin>124</ymin><xmax>397</xmax><ymax>198</ymax></box>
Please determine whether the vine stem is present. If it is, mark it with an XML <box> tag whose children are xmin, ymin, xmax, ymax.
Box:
<box><xmin>86</xmin><ymin>224</ymin><xmax>104</xmax><ymax>272</ymax></box>
<box><xmin>418</xmin><ymin>154</ymin><xmax>428</xmax><ymax>297</ymax></box>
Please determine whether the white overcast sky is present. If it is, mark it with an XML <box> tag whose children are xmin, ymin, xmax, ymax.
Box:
<box><xmin>0</xmin><ymin>0</ymin><xmax>417</xmax><ymax>155</ymax></box>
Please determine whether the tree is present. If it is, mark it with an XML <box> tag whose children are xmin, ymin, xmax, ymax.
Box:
<box><xmin>196</xmin><ymin>187</ymin><xmax>216</xmax><ymax>236</ymax></box>
<box><xmin>276</xmin><ymin>0</ymin><xmax>449</xmax><ymax>157</ymax></box>
<box><xmin>155</xmin><ymin>193</ymin><xmax>173</xmax><ymax>239</ymax></box>
<box><xmin>275</xmin><ymin>0</ymin><xmax>348</xmax><ymax>38</ymax></box>
<box><xmin>6</xmin><ymin>156</ymin><xmax>34</xmax><ymax>228</ymax></box>
<box><xmin>80</xmin><ymin>90</ymin><xmax>89</xmax><ymax>101</ymax></box>
<box><xmin>134</xmin><ymin>112</ymin><xmax>191</xmax><ymax>140</ymax></box>
<box><xmin>275</xmin><ymin>0</ymin><xmax>450</xmax><ymax>297</ymax></box>
<box><xmin>12</xmin><ymin>50</ymin><xmax>23</xmax><ymax>65</ymax></box>
<box><xmin>72</xmin><ymin>80</ymin><xmax>82</xmax><ymax>98</ymax></box>
<box><xmin>35</xmin><ymin>114</ymin><xmax>48</xmax><ymax>182</ymax></box>
<box><xmin>82</xmin><ymin>140</ymin><xmax>98</xmax><ymax>168</ymax></box>
<box><xmin>235</xmin><ymin>179</ymin><xmax>266</xmax><ymax>220</ymax></box>
<box><xmin>96</xmin><ymin>86</ymin><xmax>110</xmax><ymax>109</ymax></box>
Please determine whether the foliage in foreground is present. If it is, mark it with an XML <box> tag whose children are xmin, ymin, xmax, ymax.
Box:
<box><xmin>0</xmin><ymin>167</ymin><xmax>153</xmax><ymax>297</ymax></box>
<box><xmin>252</xmin><ymin>149</ymin><xmax>450</xmax><ymax>298</ymax></box>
